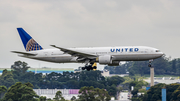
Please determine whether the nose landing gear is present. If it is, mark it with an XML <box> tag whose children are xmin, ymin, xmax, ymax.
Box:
<box><xmin>148</xmin><ymin>59</ymin><xmax>153</xmax><ymax>67</ymax></box>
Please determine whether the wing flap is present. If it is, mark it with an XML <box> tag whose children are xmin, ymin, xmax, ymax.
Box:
<box><xmin>50</xmin><ymin>45</ymin><xmax>97</xmax><ymax>58</ymax></box>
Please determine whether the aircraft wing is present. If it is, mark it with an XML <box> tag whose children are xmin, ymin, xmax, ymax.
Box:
<box><xmin>50</xmin><ymin>45</ymin><xmax>97</xmax><ymax>58</ymax></box>
<box><xmin>11</xmin><ymin>51</ymin><xmax>37</xmax><ymax>56</ymax></box>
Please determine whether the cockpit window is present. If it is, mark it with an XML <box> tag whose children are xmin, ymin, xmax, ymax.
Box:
<box><xmin>156</xmin><ymin>50</ymin><xmax>160</xmax><ymax>52</ymax></box>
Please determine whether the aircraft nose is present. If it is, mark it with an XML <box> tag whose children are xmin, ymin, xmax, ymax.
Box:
<box><xmin>155</xmin><ymin>52</ymin><xmax>164</xmax><ymax>58</ymax></box>
<box><xmin>159</xmin><ymin>52</ymin><xmax>164</xmax><ymax>57</ymax></box>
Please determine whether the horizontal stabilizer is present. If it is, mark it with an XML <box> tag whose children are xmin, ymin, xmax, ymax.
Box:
<box><xmin>11</xmin><ymin>51</ymin><xmax>37</xmax><ymax>56</ymax></box>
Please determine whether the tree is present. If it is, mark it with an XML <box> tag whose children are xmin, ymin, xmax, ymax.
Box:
<box><xmin>53</xmin><ymin>91</ymin><xmax>66</xmax><ymax>101</ymax></box>
<box><xmin>78</xmin><ymin>86</ymin><xmax>110</xmax><ymax>101</ymax></box>
<box><xmin>139</xmin><ymin>83</ymin><xmax>180</xmax><ymax>101</ymax></box>
<box><xmin>104</xmin><ymin>66</ymin><xmax>127</xmax><ymax>74</ymax></box>
<box><xmin>142</xmin><ymin>83</ymin><xmax>166</xmax><ymax>101</ymax></box>
<box><xmin>2</xmin><ymin>82</ymin><xmax>39</xmax><ymax>101</ymax></box>
<box><xmin>107</xmin><ymin>76</ymin><xmax>125</xmax><ymax>86</ymax></box>
<box><xmin>11</xmin><ymin>61</ymin><xmax>30</xmax><ymax>73</ymax></box>
<box><xmin>39</xmin><ymin>96</ymin><xmax>46</xmax><ymax>101</ymax></box>
<box><xmin>172</xmin><ymin>59</ymin><xmax>177</xmax><ymax>72</ymax></box>
<box><xmin>171</xmin><ymin>86</ymin><xmax>180</xmax><ymax>101</ymax></box>
<box><xmin>95</xmin><ymin>88</ymin><xmax>111</xmax><ymax>101</ymax></box>
<box><xmin>46</xmin><ymin>98</ymin><xmax>53</xmax><ymax>101</ymax></box>
<box><xmin>0</xmin><ymin>86</ymin><xmax>7</xmax><ymax>99</ymax></box>
<box><xmin>127</xmin><ymin>56</ymin><xmax>170</xmax><ymax>76</ymax></box>
<box><xmin>70</xmin><ymin>96</ymin><xmax>76</xmax><ymax>101</ymax></box>
<box><xmin>0</xmin><ymin>69</ymin><xmax>15</xmax><ymax>88</ymax></box>
<box><xmin>116</xmin><ymin>86</ymin><xmax>123</xmax><ymax>94</ymax></box>
<box><xmin>166</xmin><ymin>83</ymin><xmax>180</xmax><ymax>101</ymax></box>
<box><xmin>131</xmin><ymin>88</ymin><xmax>138</xmax><ymax>97</ymax></box>
<box><xmin>0</xmin><ymin>86</ymin><xmax>7</xmax><ymax>94</ymax></box>
<box><xmin>108</xmin><ymin>84</ymin><xmax>117</xmax><ymax>97</ymax></box>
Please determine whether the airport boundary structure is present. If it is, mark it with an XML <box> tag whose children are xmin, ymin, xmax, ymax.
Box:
<box><xmin>34</xmin><ymin>89</ymin><xmax>79</xmax><ymax>100</ymax></box>
<box><xmin>0</xmin><ymin>68</ymin><xmax>74</xmax><ymax>74</ymax></box>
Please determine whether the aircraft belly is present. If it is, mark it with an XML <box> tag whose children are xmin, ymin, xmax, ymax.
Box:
<box><xmin>113</xmin><ymin>54</ymin><xmax>158</xmax><ymax>61</ymax></box>
<box><xmin>27</xmin><ymin>56</ymin><xmax>73</xmax><ymax>63</ymax></box>
<box><xmin>54</xmin><ymin>56</ymin><xmax>74</xmax><ymax>63</ymax></box>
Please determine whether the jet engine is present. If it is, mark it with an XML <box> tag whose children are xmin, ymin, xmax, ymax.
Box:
<box><xmin>108</xmin><ymin>61</ymin><xmax>120</xmax><ymax>66</ymax></box>
<box><xmin>98</xmin><ymin>55</ymin><xmax>120</xmax><ymax>66</ymax></box>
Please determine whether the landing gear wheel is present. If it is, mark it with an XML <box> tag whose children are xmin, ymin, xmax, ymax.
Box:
<box><xmin>93</xmin><ymin>66</ymin><xmax>97</xmax><ymax>69</ymax></box>
<box><xmin>84</xmin><ymin>65</ymin><xmax>89</xmax><ymax>71</ymax></box>
<box><xmin>82</xmin><ymin>62</ymin><xmax>97</xmax><ymax>71</ymax></box>
<box><xmin>89</xmin><ymin>65</ymin><xmax>93</xmax><ymax>70</ymax></box>
<box><xmin>87</xmin><ymin>67</ymin><xmax>91</xmax><ymax>71</ymax></box>
<box><xmin>148</xmin><ymin>59</ymin><xmax>153</xmax><ymax>67</ymax></box>
<box><xmin>82</xmin><ymin>67</ymin><xmax>85</xmax><ymax>70</ymax></box>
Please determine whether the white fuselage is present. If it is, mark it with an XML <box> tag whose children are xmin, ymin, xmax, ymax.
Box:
<box><xmin>19</xmin><ymin>46</ymin><xmax>164</xmax><ymax>64</ymax></box>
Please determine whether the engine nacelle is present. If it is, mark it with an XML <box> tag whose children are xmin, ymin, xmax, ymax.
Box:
<box><xmin>98</xmin><ymin>55</ymin><xmax>120</xmax><ymax>66</ymax></box>
<box><xmin>98</xmin><ymin>55</ymin><xmax>112</xmax><ymax>64</ymax></box>
<box><xmin>108</xmin><ymin>61</ymin><xmax>120</xmax><ymax>66</ymax></box>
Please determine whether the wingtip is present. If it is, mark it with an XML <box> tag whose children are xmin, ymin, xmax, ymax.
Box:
<box><xmin>11</xmin><ymin>51</ymin><xmax>16</xmax><ymax>53</ymax></box>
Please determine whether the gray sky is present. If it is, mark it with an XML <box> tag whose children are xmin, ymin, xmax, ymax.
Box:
<box><xmin>0</xmin><ymin>0</ymin><xmax>180</xmax><ymax>70</ymax></box>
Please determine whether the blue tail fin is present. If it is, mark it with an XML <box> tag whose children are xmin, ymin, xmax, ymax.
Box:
<box><xmin>17</xmin><ymin>28</ymin><xmax>43</xmax><ymax>51</ymax></box>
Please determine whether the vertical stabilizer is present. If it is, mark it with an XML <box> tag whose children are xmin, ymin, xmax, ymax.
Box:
<box><xmin>17</xmin><ymin>28</ymin><xmax>43</xmax><ymax>51</ymax></box>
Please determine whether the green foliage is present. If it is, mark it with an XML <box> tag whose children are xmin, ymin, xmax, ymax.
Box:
<box><xmin>121</xmin><ymin>77</ymin><xmax>134</xmax><ymax>90</ymax></box>
<box><xmin>0</xmin><ymin>61</ymin><xmax>126</xmax><ymax>99</ymax></box>
<box><xmin>0</xmin><ymin>86</ymin><xmax>7</xmax><ymax>94</ymax></box>
<box><xmin>104</xmin><ymin>62</ymin><xmax>132</xmax><ymax>74</ymax></box>
<box><xmin>129</xmin><ymin>80</ymin><xmax>148</xmax><ymax>90</ymax></box>
<box><xmin>131</xmin><ymin>88</ymin><xmax>138</xmax><ymax>97</ymax></box>
<box><xmin>140</xmin><ymin>83</ymin><xmax>165</xmax><ymax>101</ymax></box>
<box><xmin>129</xmin><ymin>80</ymin><xmax>148</xmax><ymax>100</ymax></box>
<box><xmin>1</xmin><ymin>69</ymin><xmax>123</xmax><ymax>97</ymax></box>
<box><xmin>131</xmin><ymin>97</ymin><xmax>143</xmax><ymax>101</ymax></box>
<box><xmin>70</xmin><ymin>96</ymin><xmax>76</xmax><ymax>101</ymax></box>
<box><xmin>53</xmin><ymin>91</ymin><xmax>66</xmax><ymax>101</ymax></box>
<box><xmin>171</xmin><ymin>86</ymin><xmax>180</xmax><ymax>101</ymax></box>
<box><xmin>2</xmin><ymin>82</ymin><xmax>39</xmax><ymax>101</ymax></box>
<box><xmin>0</xmin><ymin>86</ymin><xmax>7</xmax><ymax>99</ymax></box>
<box><xmin>138</xmin><ymin>88</ymin><xmax>146</xmax><ymax>93</ymax></box>
<box><xmin>105</xmin><ymin>76</ymin><xmax>124</xmax><ymax>96</ymax></box>
<box><xmin>116</xmin><ymin>86</ymin><xmax>123</xmax><ymax>93</ymax></box>
<box><xmin>46</xmin><ymin>98</ymin><xmax>53</xmax><ymax>101</ymax></box>
<box><xmin>105</xmin><ymin>56</ymin><xmax>180</xmax><ymax>76</ymax></box>
<box><xmin>39</xmin><ymin>96</ymin><xmax>46</xmax><ymax>101</ymax></box>
<box><xmin>107</xmin><ymin>76</ymin><xmax>125</xmax><ymax>86</ymax></box>
<box><xmin>107</xmin><ymin>84</ymin><xmax>117</xmax><ymax>96</ymax></box>
<box><xmin>11</xmin><ymin>61</ymin><xmax>30</xmax><ymax>73</ymax></box>
<box><xmin>128</xmin><ymin>56</ymin><xmax>180</xmax><ymax>76</ymax></box>
<box><xmin>0</xmin><ymin>69</ymin><xmax>15</xmax><ymax>88</ymax></box>
<box><xmin>137</xmin><ymin>83</ymin><xmax>180</xmax><ymax>101</ymax></box>
<box><xmin>78</xmin><ymin>86</ymin><xmax>111</xmax><ymax>101</ymax></box>
<box><xmin>122</xmin><ymin>77</ymin><xmax>134</xmax><ymax>84</ymax></box>
<box><xmin>166</xmin><ymin>83</ymin><xmax>180</xmax><ymax>101</ymax></box>
<box><xmin>12</xmin><ymin>71</ymin><xmax>43</xmax><ymax>89</ymax></box>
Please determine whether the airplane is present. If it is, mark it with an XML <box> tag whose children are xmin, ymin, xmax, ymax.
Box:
<box><xmin>12</xmin><ymin>28</ymin><xmax>164</xmax><ymax>71</ymax></box>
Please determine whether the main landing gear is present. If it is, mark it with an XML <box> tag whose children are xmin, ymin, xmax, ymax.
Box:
<box><xmin>148</xmin><ymin>59</ymin><xmax>153</xmax><ymax>67</ymax></box>
<box><xmin>82</xmin><ymin>63</ymin><xmax>97</xmax><ymax>71</ymax></box>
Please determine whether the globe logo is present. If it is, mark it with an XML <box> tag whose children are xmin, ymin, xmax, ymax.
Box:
<box><xmin>26</xmin><ymin>39</ymin><xmax>43</xmax><ymax>51</ymax></box>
